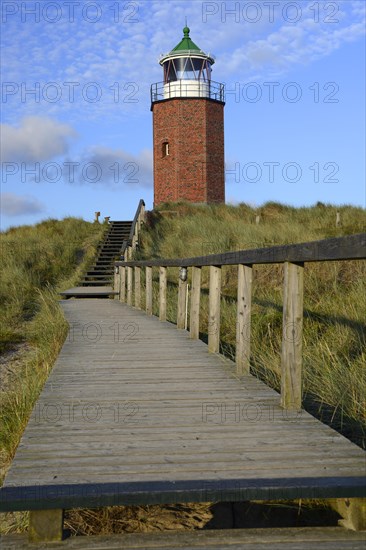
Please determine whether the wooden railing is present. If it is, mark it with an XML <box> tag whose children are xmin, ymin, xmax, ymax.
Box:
<box><xmin>115</xmin><ymin>233</ymin><xmax>366</xmax><ymax>411</ymax></box>
<box><xmin>120</xmin><ymin>199</ymin><xmax>145</xmax><ymax>260</ymax></box>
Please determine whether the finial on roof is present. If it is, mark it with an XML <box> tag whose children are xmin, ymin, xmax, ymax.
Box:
<box><xmin>183</xmin><ymin>21</ymin><xmax>190</xmax><ymax>37</ymax></box>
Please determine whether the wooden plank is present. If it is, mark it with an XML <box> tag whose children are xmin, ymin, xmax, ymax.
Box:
<box><xmin>208</xmin><ymin>266</ymin><xmax>221</xmax><ymax>353</ymax></box>
<box><xmin>5</xmin><ymin>469</ymin><xmax>365</xmax><ymax>487</ymax></box>
<box><xmin>15</xmin><ymin>437</ymin><xmax>363</xmax><ymax>454</ymax></box>
<box><xmin>189</xmin><ymin>266</ymin><xmax>201</xmax><ymax>339</ymax></box>
<box><xmin>119</xmin><ymin>267</ymin><xmax>126</xmax><ymax>303</ymax></box>
<box><xmin>129</xmin><ymin>199</ymin><xmax>145</xmax><ymax>243</ymax></box>
<box><xmin>12</xmin><ymin>448</ymin><xmax>366</xmax><ymax>464</ymax></box>
<box><xmin>236</xmin><ymin>264</ymin><xmax>252</xmax><ymax>376</ymax></box>
<box><xmin>127</xmin><ymin>267</ymin><xmax>133</xmax><ymax>306</ymax></box>
<box><xmin>59</xmin><ymin>287</ymin><xmax>118</xmax><ymax>297</ymax></box>
<box><xmin>1</xmin><ymin>477</ymin><xmax>365</xmax><ymax>513</ymax></box>
<box><xmin>134</xmin><ymin>266</ymin><xmax>141</xmax><ymax>309</ymax></box>
<box><xmin>145</xmin><ymin>266</ymin><xmax>153</xmax><ymax>315</ymax></box>
<box><xmin>189</xmin><ymin>267</ymin><xmax>201</xmax><ymax>340</ymax></box>
<box><xmin>9</xmin><ymin>453</ymin><xmax>366</xmax><ymax>471</ymax></box>
<box><xmin>3</xmin><ymin>526</ymin><xmax>366</xmax><ymax>549</ymax></box>
<box><xmin>281</xmin><ymin>262</ymin><xmax>304</xmax><ymax>411</ymax></box>
<box><xmin>159</xmin><ymin>267</ymin><xmax>167</xmax><ymax>321</ymax></box>
<box><xmin>113</xmin><ymin>268</ymin><xmax>119</xmax><ymax>300</ymax></box>
<box><xmin>177</xmin><ymin>273</ymin><xmax>188</xmax><ymax>329</ymax></box>
<box><xmin>115</xmin><ymin>233</ymin><xmax>366</xmax><ymax>268</ymax></box>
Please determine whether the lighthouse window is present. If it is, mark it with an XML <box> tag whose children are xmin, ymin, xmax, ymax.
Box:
<box><xmin>196</xmin><ymin>58</ymin><xmax>211</xmax><ymax>81</ymax></box>
<box><xmin>165</xmin><ymin>61</ymin><xmax>177</xmax><ymax>82</ymax></box>
<box><xmin>192</xmin><ymin>58</ymin><xmax>204</xmax><ymax>79</ymax></box>
<box><xmin>178</xmin><ymin>58</ymin><xmax>194</xmax><ymax>80</ymax></box>
<box><xmin>162</xmin><ymin>141</ymin><xmax>169</xmax><ymax>157</ymax></box>
<box><xmin>163</xmin><ymin>58</ymin><xmax>212</xmax><ymax>83</ymax></box>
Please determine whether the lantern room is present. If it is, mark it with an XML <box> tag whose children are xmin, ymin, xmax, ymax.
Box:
<box><xmin>151</xmin><ymin>26</ymin><xmax>224</xmax><ymax>102</ymax></box>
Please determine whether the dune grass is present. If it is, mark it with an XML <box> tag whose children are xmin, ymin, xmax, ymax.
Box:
<box><xmin>0</xmin><ymin>218</ymin><xmax>106</xmax><ymax>353</ymax></box>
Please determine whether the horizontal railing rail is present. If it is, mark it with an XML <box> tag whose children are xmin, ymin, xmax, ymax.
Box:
<box><xmin>116</xmin><ymin>233</ymin><xmax>366</xmax><ymax>268</ymax></box>
<box><xmin>151</xmin><ymin>79</ymin><xmax>225</xmax><ymax>103</ymax></box>
<box><xmin>115</xmin><ymin>232</ymin><xmax>366</xmax><ymax>411</ymax></box>
<box><xmin>118</xmin><ymin>199</ymin><xmax>145</xmax><ymax>261</ymax></box>
<box><xmin>1</xmin><ymin>476</ymin><xmax>364</xmax><ymax>513</ymax></box>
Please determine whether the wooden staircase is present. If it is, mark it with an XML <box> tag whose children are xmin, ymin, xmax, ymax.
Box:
<box><xmin>79</xmin><ymin>221</ymin><xmax>132</xmax><ymax>287</ymax></box>
<box><xmin>59</xmin><ymin>220</ymin><xmax>132</xmax><ymax>299</ymax></box>
<box><xmin>60</xmin><ymin>200</ymin><xmax>145</xmax><ymax>299</ymax></box>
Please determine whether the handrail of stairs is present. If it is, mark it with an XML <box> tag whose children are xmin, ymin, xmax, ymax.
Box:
<box><xmin>119</xmin><ymin>199</ymin><xmax>145</xmax><ymax>261</ymax></box>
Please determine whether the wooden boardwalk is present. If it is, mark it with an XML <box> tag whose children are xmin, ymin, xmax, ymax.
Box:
<box><xmin>2</xmin><ymin>299</ymin><xmax>365</xmax><ymax>501</ymax></box>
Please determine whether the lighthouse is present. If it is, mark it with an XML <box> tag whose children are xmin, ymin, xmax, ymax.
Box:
<box><xmin>151</xmin><ymin>26</ymin><xmax>225</xmax><ymax>207</ymax></box>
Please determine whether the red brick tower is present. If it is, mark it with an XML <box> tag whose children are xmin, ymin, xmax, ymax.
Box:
<box><xmin>151</xmin><ymin>27</ymin><xmax>225</xmax><ymax>207</ymax></box>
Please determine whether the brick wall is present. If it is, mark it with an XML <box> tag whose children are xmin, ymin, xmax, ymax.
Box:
<box><xmin>152</xmin><ymin>98</ymin><xmax>225</xmax><ymax>207</ymax></box>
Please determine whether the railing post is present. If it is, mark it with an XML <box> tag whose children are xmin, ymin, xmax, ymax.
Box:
<box><xmin>114</xmin><ymin>267</ymin><xmax>120</xmax><ymax>300</ymax></box>
<box><xmin>29</xmin><ymin>509</ymin><xmax>64</xmax><ymax>542</ymax></box>
<box><xmin>281</xmin><ymin>261</ymin><xmax>304</xmax><ymax>411</ymax></box>
<box><xmin>145</xmin><ymin>266</ymin><xmax>153</xmax><ymax>315</ymax></box>
<box><xmin>208</xmin><ymin>265</ymin><xmax>221</xmax><ymax>353</ymax></box>
<box><xmin>336</xmin><ymin>211</ymin><xmax>341</xmax><ymax>227</ymax></box>
<box><xmin>177</xmin><ymin>268</ymin><xmax>188</xmax><ymax>330</ymax></box>
<box><xmin>236</xmin><ymin>264</ymin><xmax>252</xmax><ymax>375</ymax></box>
<box><xmin>139</xmin><ymin>203</ymin><xmax>145</xmax><ymax>230</ymax></box>
<box><xmin>159</xmin><ymin>267</ymin><xmax>167</xmax><ymax>321</ymax></box>
<box><xmin>119</xmin><ymin>266</ymin><xmax>126</xmax><ymax>303</ymax></box>
<box><xmin>134</xmin><ymin>266</ymin><xmax>141</xmax><ymax>309</ymax></box>
<box><xmin>127</xmin><ymin>266</ymin><xmax>133</xmax><ymax>306</ymax></box>
<box><xmin>190</xmin><ymin>266</ymin><xmax>201</xmax><ymax>339</ymax></box>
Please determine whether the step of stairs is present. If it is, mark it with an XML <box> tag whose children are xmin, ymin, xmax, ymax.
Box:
<box><xmin>81</xmin><ymin>279</ymin><xmax>111</xmax><ymax>286</ymax></box>
<box><xmin>88</xmin><ymin>272</ymin><xmax>114</xmax><ymax>276</ymax></box>
<box><xmin>81</xmin><ymin>275</ymin><xmax>114</xmax><ymax>283</ymax></box>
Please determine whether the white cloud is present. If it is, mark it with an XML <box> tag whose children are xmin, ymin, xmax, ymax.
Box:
<box><xmin>351</xmin><ymin>1</ymin><xmax>366</xmax><ymax>17</ymax></box>
<box><xmin>60</xmin><ymin>146</ymin><xmax>153</xmax><ymax>188</ymax></box>
<box><xmin>84</xmin><ymin>146</ymin><xmax>153</xmax><ymax>187</ymax></box>
<box><xmin>0</xmin><ymin>192</ymin><xmax>45</xmax><ymax>216</ymax></box>
<box><xmin>220</xmin><ymin>5</ymin><xmax>365</xmax><ymax>78</ymax></box>
<box><xmin>1</xmin><ymin>116</ymin><xmax>76</xmax><ymax>162</ymax></box>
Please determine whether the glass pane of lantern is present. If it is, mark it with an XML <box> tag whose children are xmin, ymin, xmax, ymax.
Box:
<box><xmin>196</xmin><ymin>59</ymin><xmax>211</xmax><ymax>81</ymax></box>
<box><xmin>173</xmin><ymin>58</ymin><xmax>182</xmax><ymax>79</ymax></box>
<box><xmin>184</xmin><ymin>58</ymin><xmax>196</xmax><ymax>80</ymax></box>
<box><xmin>173</xmin><ymin>58</ymin><xmax>197</xmax><ymax>80</ymax></box>
<box><xmin>165</xmin><ymin>61</ymin><xmax>177</xmax><ymax>82</ymax></box>
<box><xmin>192</xmin><ymin>58</ymin><xmax>205</xmax><ymax>79</ymax></box>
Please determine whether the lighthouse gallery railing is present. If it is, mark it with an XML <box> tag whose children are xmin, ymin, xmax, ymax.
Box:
<box><xmin>151</xmin><ymin>80</ymin><xmax>225</xmax><ymax>103</ymax></box>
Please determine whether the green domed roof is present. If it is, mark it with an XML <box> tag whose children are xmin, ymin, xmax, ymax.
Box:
<box><xmin>171</xmin><ymin>26</ymin><xmax>201</xmax><ymax>53</ymax></box>
<box><xmin>159</xmin><ymin>26</ymin><xmax>215</xmax><ymax>65</ymax></box>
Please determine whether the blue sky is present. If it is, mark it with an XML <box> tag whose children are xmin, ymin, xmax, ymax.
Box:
<box><xmin>1</xmin><ymin>0</ymin><xmax>365</xmax><ymax>229</ymax></box>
